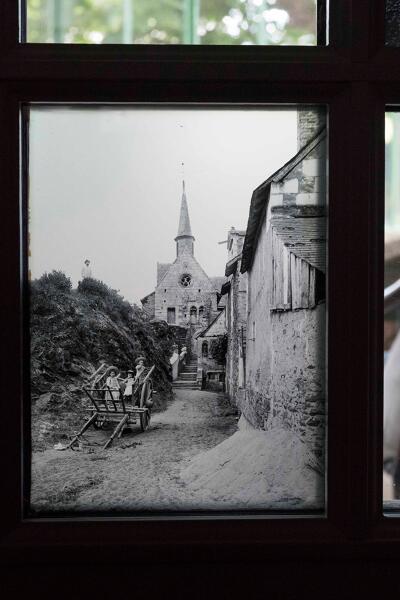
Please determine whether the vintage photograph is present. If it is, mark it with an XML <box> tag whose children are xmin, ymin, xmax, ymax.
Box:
<box><xmin>383</xmin><ymin>111</ymin><xmax>400</xmax><ymax>506</ymax></box>
<box><xmin>28</xmin><ymin>105</ymin><xmax>327</xmax><ymax>514</ymax></box>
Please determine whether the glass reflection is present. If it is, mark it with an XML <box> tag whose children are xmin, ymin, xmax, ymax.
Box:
<box><xmin>26</xmin><ymin>0</ymin><xmax>318</xmax><ymax>46</ymax></box>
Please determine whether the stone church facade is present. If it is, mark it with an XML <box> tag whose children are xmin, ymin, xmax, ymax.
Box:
<box><xmin>141</xmin><ymin>182</ymin><xmax>224</xmax><ymax>350</ymax></box>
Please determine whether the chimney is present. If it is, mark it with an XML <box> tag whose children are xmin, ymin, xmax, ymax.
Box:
<box><xmin>297</xmin><ymin>107</ymin><xmax>325</xmax><ymax>150</ymax></box>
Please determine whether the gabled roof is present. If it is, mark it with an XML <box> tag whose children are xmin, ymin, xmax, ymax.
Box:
<box><xmin>198</xmin><ymin>308</ymin><xmax>226</xmax><ymax>338</ymax></box>
<box><xmin>271</xmin><ymin>207</ymin><xmax>326</xmax><ymax>273</ymax></box>
<box><xmin>210</xmin><ymin>276</ymin><xmax>226</xmax><ymax>291</ymax></box>
<box><xmin>140</xmin><ymin>290</ymin><xmax>155</xmax><ymax>304</ymax></box>
<box><xmin>157</xmin><ymin>263</ymin><xmax>172</xmax><ymax>284</ymax></box>
<box><xmin>241</xmin><ymin>127</ymin><xmax>326</xmax><ymax>274</ymax></box>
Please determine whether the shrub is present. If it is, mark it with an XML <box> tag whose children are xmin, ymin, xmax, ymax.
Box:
<box><xmin>77</xmin><ymin>277</ymin><xmax>110</xmax><ymax>299</ymax></box>
<box><xmin>36</xmin><ymin>270</ymin><xmax>72</xmax><ymax>293</ymax></box>
<box><xmin>210</xmin><ymin>334</ymin><xmax>228</xmax><ymax>365</ymax></box>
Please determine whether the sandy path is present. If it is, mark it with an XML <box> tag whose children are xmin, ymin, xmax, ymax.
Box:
<box><xmin>31</xmin><ymin>389</ymin><xmax>238</xmax><ymax>513</ymax></box>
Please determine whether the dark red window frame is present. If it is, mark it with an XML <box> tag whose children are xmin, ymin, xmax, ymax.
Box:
<box><xmin>1</xmin><ymin>0</ymin><xmax>400</xmax><ymax>576</ymax></box>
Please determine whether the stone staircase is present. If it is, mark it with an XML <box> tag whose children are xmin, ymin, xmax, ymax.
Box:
<box><xmin>172</xmin><ymin>356</ymin><xmax>198</xmax><ymax>391</ymax></box>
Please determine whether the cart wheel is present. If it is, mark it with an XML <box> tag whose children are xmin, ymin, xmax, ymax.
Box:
<box><xmin>140</xmin><ymin>409</ymin><xmax>151</xmax><ymax>432</ymax></box>
<box><xmin>140</xmin><ymin>381</ymin><xmax>153</xmax><ymax>431</ymax></box>
<box><xmin>93</xmin><ymin>414</ymin><xmax>105</xmax><ymax>429</ymax></box>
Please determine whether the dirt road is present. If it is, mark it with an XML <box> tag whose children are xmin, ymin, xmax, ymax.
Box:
<box><xmin>31</xmin><ymin>389</ymin><xmax>238</xmax><ymax>514</ymax></box>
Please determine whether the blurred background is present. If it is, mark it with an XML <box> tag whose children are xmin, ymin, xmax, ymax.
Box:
<box><xmin>385</xmin><ymin>113</ymin><xmax>400</xmax><ymax>355</ymax></box>
<box><xmin>384</xmin><ymin>112</ymin><xmax>400</xmax><ymax>504</ymax></box>
<box><xmin>26</xmin><ymin>0</ymin><xmax>317</xmax><ymax>45</ymax></box>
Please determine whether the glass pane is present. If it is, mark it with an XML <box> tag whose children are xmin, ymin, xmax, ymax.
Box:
<box><xmin>384</xmin><ymin>111</ymin><xmax>400</xmax><ymax>508</ymax></box>
<box><xmin>27</xmin><ymin>104</ymin><xmax>327</xmax><ymax>516</ymax></box>
<box><xmin>386</xmin><ymin>0</ymin><xmax>400</xmax><ymax>46</ymax></box>
<box><xmin>26</xmin><ymin>0</ymin><xmax>320</xmax><ymax>45</ymax></box>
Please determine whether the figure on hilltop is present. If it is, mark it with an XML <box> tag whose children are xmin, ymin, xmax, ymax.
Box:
<box><xmin>81</xmin><ymin>259</ymin><xmax>93</xmax><ymax>280</ymax></box>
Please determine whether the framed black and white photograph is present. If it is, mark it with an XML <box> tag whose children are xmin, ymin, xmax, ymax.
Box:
<box><xmin>27</xmin><ymin>104</ymin><xmax>327</xmax><ymax>515</ymax></box>
<box><xmin>2</xmin><ymin>0</ymin><xmax>400</xmax><ymax>597</ymax></box>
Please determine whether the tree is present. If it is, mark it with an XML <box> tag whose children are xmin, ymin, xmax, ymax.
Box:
<box><xmin>27</xmin><ymin>0</ymin><xmax>316</xmax><ymax>46</ymax></box>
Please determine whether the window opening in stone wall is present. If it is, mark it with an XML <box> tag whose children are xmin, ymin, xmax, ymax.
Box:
<box><xmin>27</xmin><ymin>105</ymin><xmax>327</xmax><ymax>515</ymax></box>
<box><xmin>167</xmin><ymin>307</ymin><xmax>176</xmax><ymax>324</ymax></box>
<box><xmin>25</xmin><ymin>0</ymin><xmax>322</xmax><ymax>46</ymax></box>
<box><xmin>180</xmin><ymin>273</ymin><xmax>192</xmax><ymax>287</ymax></box>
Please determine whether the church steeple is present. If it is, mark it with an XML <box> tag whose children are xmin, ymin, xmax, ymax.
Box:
<box><xmin>175</xmin><ymin>180</ymin><xmax>195</xmax><ymax>257</ymax></box>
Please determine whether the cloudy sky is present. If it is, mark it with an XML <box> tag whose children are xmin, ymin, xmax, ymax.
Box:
<box><xmin>29</xmin><ymin>106</ymin><xmax>297</xmax><ymax>304</ymax></box>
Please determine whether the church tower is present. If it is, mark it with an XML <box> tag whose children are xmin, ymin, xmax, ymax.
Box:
<box><xmin>141</xmin><ymin>179</ymin><xmax>225</xmax><ymax>336</ymax></box>
<box><xmin>175</xmin><ymin>181</ymin><xmax>195</xmax><ymax>257</ymax></box>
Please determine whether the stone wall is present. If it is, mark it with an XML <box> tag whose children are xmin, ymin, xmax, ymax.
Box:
<box><xmin>154</xmin><ymin>250</ymin><xmax>219</xmax><ymax>332</ymax></box>
<box><xmin>244</xmin><ymin>218</ymin><xmax>325</xmax><ymax>457</ymax></box>
<box><xmin>243</xmin><ymin>121</ymin><xmax>326</xmax><ymax>459</ymax></box>
<box><xmin>225</xmin><ymin>267</ymin><xmax>247</xmax><ymax>407</ymax></box>
<box><xmin>268</xmin><ymin>135</ymin><xmax>326</xmax><ymax>211</ymax></box>
<box><xmin>297</xmin><ymin>107</ymin><xmax>325</xmax><ymax>149</ymax></box>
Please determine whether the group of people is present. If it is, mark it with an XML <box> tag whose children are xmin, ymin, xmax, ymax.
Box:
<box><xmin>105</xmin><ymin>357</ymin><xmax>146</xmax><ymax>404</ymax></box>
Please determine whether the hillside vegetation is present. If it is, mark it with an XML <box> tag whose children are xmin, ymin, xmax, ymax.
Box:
<box><xmin>30</xmin><ymin>271</ymin><xmax>175</xmax><ymax>449</ymax></box>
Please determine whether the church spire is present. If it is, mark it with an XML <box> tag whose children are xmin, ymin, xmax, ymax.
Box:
<box><xmin>175</xmin><ymin>179</ymin><xmax>195</xmax><ymax>257</ymax></box>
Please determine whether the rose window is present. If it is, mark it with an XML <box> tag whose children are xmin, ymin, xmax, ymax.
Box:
<box><xmin>180</xmin><ymin>274</ymin><xmax>192</xmax><ymax>287</ymax></box>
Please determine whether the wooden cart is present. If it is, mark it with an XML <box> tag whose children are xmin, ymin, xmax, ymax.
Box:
<box><xmin>68</xmin><ymin>365</ymin><xmax>155</xmax><ymax>450</ymax></box>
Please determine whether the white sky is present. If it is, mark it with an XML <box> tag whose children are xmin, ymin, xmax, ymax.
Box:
<box><xmin>29</xmin><ymin>106</ymin><xmax>297</xmax><ymax>304</ymax></box>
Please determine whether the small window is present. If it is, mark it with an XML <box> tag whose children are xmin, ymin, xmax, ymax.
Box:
<box><xmin>167</xmin><ymin>307</ymin><xmax>176</xmax><ymax>324</ymax></box>
<box><xmin>190</xmin><ymin>306</ymin><xmax>197</xmax><ymax>323</ymax></box>
<box><xmin>199</xmin><ymin>306</ymin><xmax>204</xmax><ymax>319</ymax></box>
<box><xmin>202</xmin><ymin>341</ymin><xmax>208</xmax><ymax>356</ymax></box>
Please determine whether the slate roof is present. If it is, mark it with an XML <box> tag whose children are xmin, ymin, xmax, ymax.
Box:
<box><xmin>175</xmin><ymin>180</ymin><xmax>194</xmax><ymax>239</ymax></box>
<box><xmin>157</xmin><ymin>263</ymin><xmax>172</xmax><ymax>284</ymax></box>
<box><xmin>241</xmin><ymin>127</ymin><xmax>326</xmax><ymax>274</ymax></box>
<box><xmin>225</xmin><ymin>253</ymin><xmax>241</xmax><ymax>277</ymax></box>
<box><xmin>198</xmin><ymin>308</ymin><xmax>226</xmax><ymax>337</ymax></box>
<box><xmin>210</xmin><ymin>276</ymin><xmax>226</xmax><ymax>291</ymax></box>
<box><xmin>220</xmin><ymin>281</ymin><xmax>231</xmax><ymax>296</ymax></box>
<box><xmin>271</xmin><ymin>210</ymin><xmax>326</xmax><ymax>274</ymax></box>
<box><xmin>140</xmin><ymin>290</ymin><xmax>155</xmax><ymax>304</ymax></box>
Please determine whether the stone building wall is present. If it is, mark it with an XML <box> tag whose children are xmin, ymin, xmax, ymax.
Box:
<box><xmin>154</xmin><ymin>252</ymin><xmax>219</xmax><ymax>332</ymax></box>
<box><xmin>243</xmin><ymin>116</ymin><xmax>326</xmax><ymax>459</ymax></box>
<box><xmin>197</xmin><ymin>309</ymin><xmax>227</xmax><ymax>391</ymax></box>
<box><xmin>224</xmin><ymin>229</ymin><xmax>247</xmax><ymax>406</ymax></box>
<box><xmin>225</xmin><ymin>266</ymin><xmax>247</xmax><ymax>406</ymax></box>
<box><xmin>244</xmin><ymin>217</ymin><xmax>325</xmax><ymax>457</ymax></box>
<box><xmin>297</xmin><ymin>107</ymin><xmax>325</xmax><ymax>149</ymax></box>
<box><xmin>268</xmin><ymin>135</ymin><xmax>326</xmax><ymax>211</ymax></box>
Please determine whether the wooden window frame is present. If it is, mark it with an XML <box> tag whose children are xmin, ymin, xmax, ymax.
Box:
<box><xmin>1</xmin><ymin>0</ymin><xmax>400</xmax><ymax>569</ymax></box>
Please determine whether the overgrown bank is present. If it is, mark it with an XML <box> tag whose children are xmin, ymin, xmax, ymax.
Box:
<box><xmin>30</xmin><ymin>271</ymin><xmax>176</xmax><ymax>450</ymax></box>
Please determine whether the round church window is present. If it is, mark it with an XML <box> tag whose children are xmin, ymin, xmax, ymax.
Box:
<box><xmin>180</xmin><ymin>274</ymin><xmax>192</xmax><ymax>287</ymax></box>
